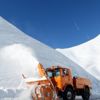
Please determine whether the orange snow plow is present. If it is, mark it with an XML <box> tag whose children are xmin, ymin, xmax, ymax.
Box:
<box><xmin>23</xmin><ymin>63</ymin><xmax>92</xmax><ymax>100</ymax></box>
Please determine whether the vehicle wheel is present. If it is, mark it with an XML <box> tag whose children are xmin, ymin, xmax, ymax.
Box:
<box><xmin>62</xmin><ymin>87</ymin><xmax>75</xmax><ymax>100</ymax></box>
<box><xmin>82</xmin><ymin>87</ymin><xmax>90</xmax><ymax>100</ymax></box>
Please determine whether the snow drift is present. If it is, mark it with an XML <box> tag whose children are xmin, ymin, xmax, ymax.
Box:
<box><xmin>0</xmin><ymin>17</ymin><xmax>100</xmax><ymax>99</ymax></box>
<box><xmin>57</xmin><ymin>35</ymin><xmax>100</xmax><ymax>80</ymax></box>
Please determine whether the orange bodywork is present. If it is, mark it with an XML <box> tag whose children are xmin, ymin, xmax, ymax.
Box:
<box><xmin>24</xmin><ymin>63</ymin><xmax>92</xmax><ymax>99</ymax></box>
<box><xmin>75</xmin><ymin>77</ymin><xmax>92</xmax><ymax>89</ymax></box>
<box><xmin>46</xmin><ymin>66</ymin><xmax>74</xmax><ymax>91</ymax></box>
<box><xmin>37</xmin><ymin>64</ymin><xmax>92</xmax><ymax>91</ymax></box>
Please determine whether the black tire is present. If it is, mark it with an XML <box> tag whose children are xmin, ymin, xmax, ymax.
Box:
<box><xmin>82</xmin><ymin>87</ymin><xmax>90</xmax><ymax>100</ymax></box>
<box><xmin>62</xmin><ymin>87</ymin><xmax>75</xmax><ymax>100</ymax></box>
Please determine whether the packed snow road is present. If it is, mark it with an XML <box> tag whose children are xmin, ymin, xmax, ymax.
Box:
<box><xmin>1</xmin><ymin>97</ymin><xmax>100</xmax><ymax>100</ymax></box>
<box><xmin>75</xmin><ymin>96</ymin><xmax>100</xmax><ymax>100</ymax></box>
<box><xmin>60</xmin><ymin>96</ymin><xmax>100</xmax><ymax>100</ymax></box>
<box><xmin>59</xmin><ymin>94</ymin><xmax>100</xmax><ymax>100</ymax></box>
<box><xmin>1</xmin><ymin>94</ymin><xmax>100</xmax><ymax>100</ymax></box>
<box><xmin>0</xmin><ymin>89</ymin><xmax>100</xmax><ymax>100</ymax></box>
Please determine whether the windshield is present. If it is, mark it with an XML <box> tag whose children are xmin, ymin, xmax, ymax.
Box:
<box><xmin>47</xmin><ymin>69</ymin><xmax>60</xmax><ymax>78</ymax></box>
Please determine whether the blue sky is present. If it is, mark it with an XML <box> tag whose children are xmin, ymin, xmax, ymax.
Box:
<box><xmin>0</xmin><ymin>0</ymin><xmax>100</xmax><ymax>48</ymax></box>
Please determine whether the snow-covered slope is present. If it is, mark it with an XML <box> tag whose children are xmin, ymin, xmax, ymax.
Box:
<box><xmin>57</xmin><ymin>35</ymin><xmax>100</xmax><ymax>81</ymax></box>
<box><xmin>0</xmin><ymin>16</ymin><xmax>100</xmax><ymax>97</ymax></box>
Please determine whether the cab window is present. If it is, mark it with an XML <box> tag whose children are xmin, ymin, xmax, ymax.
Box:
<box><xmin>47</xmin><ymin>71</ymin><xmax>53</xmax><ymax>78</ymax></box>
<box><xmin>54</xmin><ymin>69</ymin><xmax>60</xmax><ymax>77</ymax></box>
<box><xmin>62</xmin><ymin>69</ymin><xmax>68</xmax><ymax>76</ymax></box>
<box><xmin>47</xmin><ymin>69</ymin><xmax>60</xmax><ymax>78</ymax></box>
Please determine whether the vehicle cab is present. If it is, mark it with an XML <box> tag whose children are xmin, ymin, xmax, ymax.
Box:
<box><xmin>46</xmin><ymin>66</ymin><xmax>73</xmax><ymax>91</ymax></box>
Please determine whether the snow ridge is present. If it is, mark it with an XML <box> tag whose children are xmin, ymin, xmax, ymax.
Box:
<box><xmin>57</xmin><ymin>34</ymin><xmax>100</xmax><ymax>80</ymax></box>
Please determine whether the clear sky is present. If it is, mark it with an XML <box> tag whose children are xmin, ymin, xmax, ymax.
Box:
<box><xmin>0</xmin><ymin>0</ymin><xmax>100</xmax><ymax>48</ymax></box>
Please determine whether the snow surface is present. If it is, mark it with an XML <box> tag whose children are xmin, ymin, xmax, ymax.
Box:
<box><xmin>57</xmin><ymin>35</ymin><xmax>100</xmax><ymax>80</ymax></box>
<box><xmin>25</xmin><ymin>76</ymin><xmax>47</xmax><ymax>83</ymax></box>
<box><xmin>0</xmin><ymin>16</ymin><xmax>100</xmax><ymax>99</ymax></box>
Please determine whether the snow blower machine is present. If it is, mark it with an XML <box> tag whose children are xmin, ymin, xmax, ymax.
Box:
<box><xmin>23</xmin><ymin>63</ymin><xmax>92</xmax><ymax>100</ymax></box>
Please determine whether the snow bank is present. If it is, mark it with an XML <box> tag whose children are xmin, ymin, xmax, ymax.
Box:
<box><xmin>0</xmin><ymin>88</ymin><xmax>23</xmax><ymax>98</ymax></box>
<box><xmin>0</xmin><ymin>43</ymin><xmax>39</xmax><ymax>88</ymax></box>
<box><xmin>57</xmin><ymin>34</ymin><xmax>100</xmax><ymax>80</ymax></box>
